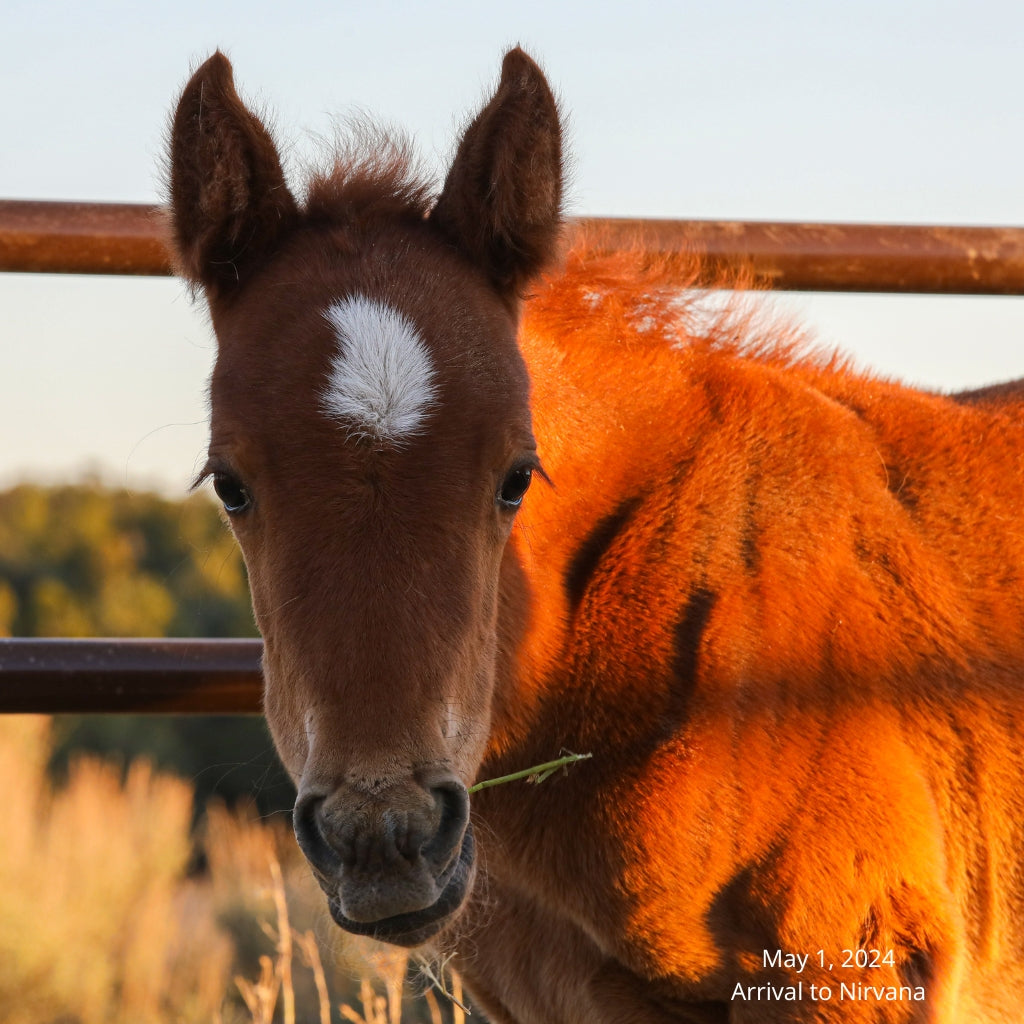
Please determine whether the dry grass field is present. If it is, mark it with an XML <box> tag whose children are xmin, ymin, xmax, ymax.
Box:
<box><xmin>0</xmin><ymin>716</ymin><xmax>466</xmax><ymax>1024</ymax></box>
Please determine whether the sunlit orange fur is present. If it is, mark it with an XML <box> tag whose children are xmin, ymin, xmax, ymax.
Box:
<box><xmin>472</xmin><ymin>241</ymin><xmax>1024</xmax><ymax>1022</ymax></box>
<box><xmin>168</xmin><ymin>48</ymin><xmax>1024</xmax><ymax>1024</ymax></box>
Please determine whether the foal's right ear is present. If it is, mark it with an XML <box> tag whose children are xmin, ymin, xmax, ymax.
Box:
<box><xmin>167</xmin><ymin>52</ymin><xmax>298</xmax><ymax>294</ymax></box>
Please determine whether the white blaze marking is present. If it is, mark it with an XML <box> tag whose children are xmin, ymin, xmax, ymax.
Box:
<box><xmin>321</xmin><ymin>295</ymin><xmax>438</xmax><ymax>441</ymax></box>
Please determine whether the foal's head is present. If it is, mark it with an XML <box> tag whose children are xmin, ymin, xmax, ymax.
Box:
<box><xmin>168</xmin><ymin>49</ymin><xmax>562</xmax><ymax>944</ymax></box>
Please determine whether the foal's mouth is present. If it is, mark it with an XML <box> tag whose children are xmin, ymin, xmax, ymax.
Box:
<box><xmin>324</xmin><ymin>823</ymin><xmax>476</xmax><ymax>947</ymax></box>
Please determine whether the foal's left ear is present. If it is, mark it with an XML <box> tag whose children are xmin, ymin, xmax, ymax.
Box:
<box><xmin>167</xmin><ymin>51</ymin><xmax>298</xmax><ymax>295</ymax></box>
<box><xmin>431</xmin><ymin>48</ymin><xmax>564</xmax><ymax>299</ymax></box>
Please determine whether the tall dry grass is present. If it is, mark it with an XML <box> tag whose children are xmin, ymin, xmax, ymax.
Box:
<box><xmin>0</xmin><ymin>716</ymin><xmax>467</xmax><ymax>1024</ymax></box>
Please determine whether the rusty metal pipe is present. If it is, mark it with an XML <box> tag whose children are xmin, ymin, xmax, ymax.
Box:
<box><xmin>576</xmin><ymin>217</ymin><xmax>1024</xmax><ymax>295</ymax></box>
<box><xmin>0</xmin><ymin>201</ymin><xmax>172</xmax><ymax>276</ymax></box>
<box><xmin>3</xmin><ymin>200</ymin><xmax>1024</xmax><ymax>294</ymax></box>
<box><xmin>0</xmin><ymin>638</ymin><xmax>263</xmax><ymax>713</ymax></box>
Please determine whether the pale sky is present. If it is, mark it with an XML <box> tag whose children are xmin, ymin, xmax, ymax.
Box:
<box><xmin>3</xmin><ymin>1</ymin><xmax>1023</xmax><ymax>493</ymax></box>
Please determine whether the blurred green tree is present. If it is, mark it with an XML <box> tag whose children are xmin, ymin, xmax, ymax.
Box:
<box><xmin>0</xmin><ymin>482</ymin><xmax>256</xmax><ymax>638</ymax></box>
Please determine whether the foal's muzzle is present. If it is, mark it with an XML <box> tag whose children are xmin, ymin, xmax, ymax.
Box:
<box><xmin>293</xmin><ymin>774</ymin><xmax>474</xmax><ymax>946</ymax></box>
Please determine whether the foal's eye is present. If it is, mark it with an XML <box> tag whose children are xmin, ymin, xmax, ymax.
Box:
<box><xmin>498</xmin><ymin>465</ymin><xmax>533</xmax><ymax>510</ymax></box>
<box><xmin>213</xmin><ymin>473</ymin><xmax>252</xmax><ymax>515</ymax></box>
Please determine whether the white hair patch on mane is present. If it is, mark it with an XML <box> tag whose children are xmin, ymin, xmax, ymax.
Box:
<box><xmin>321</xmin><ymin>295</ymin><xmax>438</xmax><ymax>441</ymax></box>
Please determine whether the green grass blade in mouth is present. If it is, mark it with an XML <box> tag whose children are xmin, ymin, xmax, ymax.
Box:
<box><xmin>468</xmin><ymin>752</ymin><xmax>592</xmax><ymax>794</ymax></box>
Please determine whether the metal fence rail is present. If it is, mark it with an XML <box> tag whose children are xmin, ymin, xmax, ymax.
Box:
<box><xmin>0</xmin><ymin>639</ymin><xmax>263</xmax><ymax>713</ymax></box>
<box><xmin>3</xmin><ymin>199</ymin><xmax>1024</xmax><ymax>293</ymax></box>
<box><xmin>1</xmin><ymin>198</ymin><xmax>1023</xmax><ymax>714</ymax></box>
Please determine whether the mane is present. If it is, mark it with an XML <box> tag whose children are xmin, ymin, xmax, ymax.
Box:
<box><xmin>302</xmin><ymin>120</ymin><xmax>437</xmax><ymax>226</ymax></box>
<box><xmin>523</xmin><ymin>233</ymin><xmax>840</xmax><ymax>374</ymax></box>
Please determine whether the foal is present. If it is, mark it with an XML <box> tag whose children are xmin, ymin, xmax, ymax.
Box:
<box><xmin>168</xmin><ymin>48</ymin><xmax>1024</xmax><ymax>1023</ymax></box>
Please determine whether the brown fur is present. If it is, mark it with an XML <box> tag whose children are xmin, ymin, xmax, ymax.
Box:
<box><xmin>167</xmin><ymin>49</ymin><xmax>1024</xmax><ymax>1023</ymax></box>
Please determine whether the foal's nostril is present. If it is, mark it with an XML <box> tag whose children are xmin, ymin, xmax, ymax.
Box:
<box><xmin>293</xmin><ymin>793</ymin><xmax>346</xmax><ymax>875</ymax></box>
<box><xmin>423</xmin><ymin>781</ymin><xmax>470</xmax><ymax>874</ymax></box>
<box><xmin>294</xmin><ymin>780</ymin><xmax>470</xmax><ymax>883</ymax></box>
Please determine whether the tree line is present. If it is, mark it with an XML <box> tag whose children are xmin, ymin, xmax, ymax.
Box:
<box><xmin>0</xmin><ymin>480</ymin><xmax>256</xmax><ymax>639</ymax></box>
